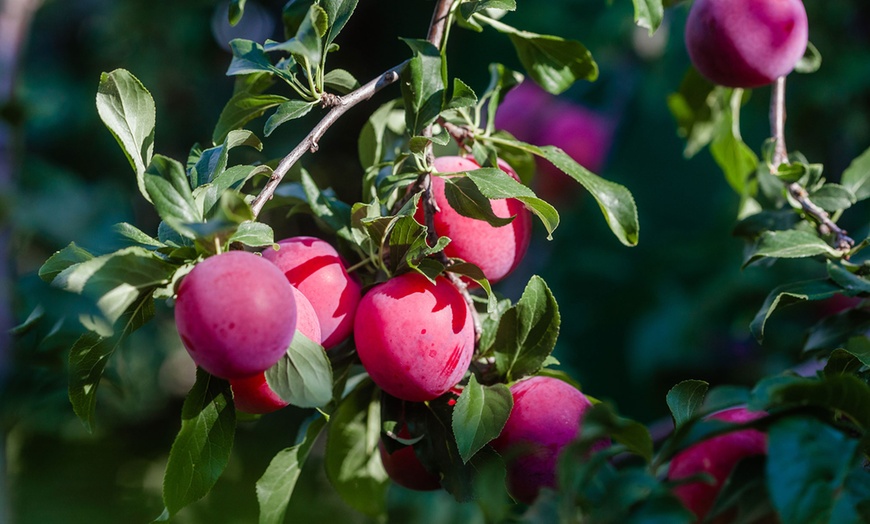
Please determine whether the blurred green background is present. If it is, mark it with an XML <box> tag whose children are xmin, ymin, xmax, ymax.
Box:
<box><xmin>2</xmin><ymin>0</ymin><xmax>869</xmax><ymax>522</ymax></box>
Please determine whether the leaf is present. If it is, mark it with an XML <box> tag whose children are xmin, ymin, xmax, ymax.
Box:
<box><xmin>480</xmin><ymin>17</ymin><xmax>597</xmax><ymax>95</ymax></box>
<box><xmin>750</xmin><ymin>373</ymin><xmax>870</xmax><ymax>430</ymax></box>
<box><xmin>51</xmin><ymin>246</ymin><xmax>175</xmax><ymax>326</ymax></box>
<box><xmin>750</xmin><ymin>279</ymin><xmax>845</xmax><ymax>342</ymax></box>
<box><xmin>667</xmin><ymin>69</ymin><xmax>725</xmax><ymax>158</ymax></box>
<box><xmin>324</xmin><ymin>381</ymin><xmax>389</xmax><ymax>518</ymax></box>
<box><xmin>804</xmin><ymin>307</ymin><xmax>870</xmax><ymax>355</ymax></box>
<box><xmin>321</xmin><ymin>0</ymin><xmax>359</xmax><ymax>46</ymax></box>
<box><xmin>145</xmin><ymin>155</ymin><xmax>202</xmax><ymax>232</ymax></box>
<box><xmin>298</xmin><ymin>170</ymin><xmax>354</xmax><ymax>241</ymax></box>
<box><xmin>227</xmin><ymin>39</ymin><xmax>285</xmax><ymax>79</ymax></box>
<box><xmin>794</xmin><ymin>41</ymin><xmax>822</xmax><ymax>74</ymax></box>
<box><xmin>766</xmin><ymin>416</ymin><xmax>863</xmax><ymax>524</ymax></box>
<box><xmin>265</xmin><ymin>331</ymin><xmax>333</xmax><ymax>408</ymax></box>
<box><xmin>256</xmin><ymin>416</ymin><xmax>327</xmax><ymax>524</ymax></box>
<box><xmin>452</xmin><ymin>375</ymin><xmax>513</xmax><ymax>463</ymax></box>
<box><xmin>96</xmin><ymin>69</ymin><xmax>156</xmax><ymax>202</ymax></box>
<box><xmin>465</xmin><ymin>167</ymin><xmax>560</xmax><ymax>239</ymax></box>
<box><xmin>666</xmin><ymin>380</ymin><xmax>709</xmax><ymax>429</ymax></box>
<box><xmin>809</xmin><ymin>183</ymin><xmax>856</xmax><ymax>213</ymax></box>
<box><xmin>399</xmin><ymin>39</ymin><xmax>445</xmax><ymax>135</ymax></box>
<box><xmin>710</xmin><ymin>113</ymin><xmax>758</xmax><ymax>197</ymax></box>
<box><xmin>113</xmin><ymin>222</ymin><xmax>166</xmax><ymax>248</ymax></box>
<box><xmin>443</xmin><ymin>176</ymin><xmax>514</xmax><ymax>228</ymax></box>
<box><xmin>745</xmin><ymin>230</ymin><xmax>842</xmax><ymax>267</ymax></box>
<box><xmin>841</xmin><ymin>145</ymin><xmax>870</xmax><ymax>202</ymax></box>
<box><xmin>524</xmin><ymin>143</ymin><xmax>639</xmax><ymax>246</ymax></box>
<box><xmin>196</xmin><ymin>164</ymin><xmax>271</xmax><ymax>217</ymax></box>
<box><xmin>827</xmin><ymin>261</ymin><xmax>870</xmax><ymax>294</ymax></box>
<box><xmin>189</xmin><ymin>129</ymin><xmax>263</xmax><ymax>189</ymax></box>
<box><xmin>39</xmin><ymin>242</ymin><xmax>94</xmax><ymax>283</ymax></box>
<box><xmin>264</xmin><ymin>100</ymin><xmax>316</xmax><ymax>136</ymax></box>
<box><xmin>228</xmin><ymin>221</ymin><xmax>275</xmax><ymax>248</ymax></box>
<box><xmin>228</xmin><ymin>0</ymin><xmax>246</xmax><ymax>26</ymax></box>
<box><xmin>578</xmin><ymin>402</ymin><xmax>654</xmax><ymax>462</ymax></box>
<box><xmin>213</xmin><ymin>92</ymin><xmax>289</xmax><ymax>145</ymax></box>
<box><xmin>493</xmin><ymin>276</ymin><xmax>560</xmax><ymax>382</ymax></box>
<box><xmin>447</xmin><ymin>78</ymin><xmax>478</xmax><ymax>110</ymax></box>
<box><xmin>69</xmin><ymin>295</ymin><xmax>154</xmax><ymax>432</ymax></box>
<box><xmin>459</xmin><ymin>0</ymin><xmax>516</xmax><ymax>20</ymax></box>
<box><xmin>323</xmin><ymin>68</ymin><xmax>360</xmax><ymax>93</ymax></box>
<box><xmin>265</xmin><ymin>4</ymin><xmax>327</xmax><ymax>65</ymax></box>
<box><xmin>163</xmin><ymin>369</ymin><xmax>236</xmax><ymax>517</ymax></box>
<box><xmin>632</xmin><ymin>0</ymin><xmax>664</xmax><ymax>35</ymax></box>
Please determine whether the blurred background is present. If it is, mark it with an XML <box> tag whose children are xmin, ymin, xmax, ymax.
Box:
<box><xmin>2</xmin><ymin>0</ymin><xmax>869</xmax><ymax>522</ymax></box>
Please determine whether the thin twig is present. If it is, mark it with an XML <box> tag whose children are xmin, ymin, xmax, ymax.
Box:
<box><xmin>769</xmin><ymin>76</ymin><xmax>854</xmax><ymax>254</ymax></box>
<box><xmin>251</xmin><ymin>62</ymin><xmax>405</xmax><ymax>217</ymax></box>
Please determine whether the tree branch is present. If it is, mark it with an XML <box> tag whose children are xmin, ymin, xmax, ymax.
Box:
<box><xmin>769</xmin><ymin>76</ymin><xmax>854</xmax><ymax>253</ymax></box>
<box><xmin>250</xmin><ymin>62</ymin><xmax>405</xmax><ymax>217</ymax></box>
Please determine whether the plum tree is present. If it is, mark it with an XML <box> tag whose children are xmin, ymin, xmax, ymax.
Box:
<box><xmin>414</xmin><ymin>156</ymin><xmax>532</xmax><ymax>283</ymax></box>
<box><xmin>229</xmin><ymin>286</ymin><xmax>322</xmax><ymax>414</ymax></box>
<box><xmin>667</xmin><ymin>407</ymin><xmax>768</xmax><ymax>520</ymax></box>
<box><xmin>261</xmin><ymin>236</ymin><xmax>361</xmax><ymax>349</ymax></box>
<box><xmin>685</xmin><ymin>0</ymin><xmax>808</xmax><ymax>88</ymax></box>
<box><xmin>174</xmin><ymin>251</ymin><xmax>297</xmax><ymax>380</ymax></box>
<box><xmin>353</xmin><ymin>272</ymin><xmax>475</xmax><ymax>402</ymax></box>
<box><xmin>490</xmin><ymin>376</ymin><xmax>597</xmax><ymax>504</ymax></box>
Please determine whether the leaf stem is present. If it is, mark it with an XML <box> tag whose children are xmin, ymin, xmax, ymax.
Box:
<box><xmin>769</xmin><ymin>76</ymin><xmax>854</xmax><ymax>253</ymax></box>
<box><xmin>250</xmin><ymin>62</ymin><xmax>406</xmax><ymax>217</ymax></box>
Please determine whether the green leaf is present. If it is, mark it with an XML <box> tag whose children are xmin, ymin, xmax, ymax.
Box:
<box><xmin>578</xmin><ymin>402</ymin><xmax>654</xmax><ymax>462</ymax></box>
<box><xmin>298</xmin><ymin>169</ymin><xmax>354</xmax><ymax>241</ymax></box>
<box><xmin>527</xmin><ymin>144</ymin><xmax>639</xmax><ymax>246</ymax></box>
<box><xmin>399</xmin><ymin>39</ymin><xmax>445</xmax><ymax>135</ymax></box>
<box><xmin>827</xmin><ymin>261</ymin><xmax>870</xmax><ymax>294</ymax></box>
<box><xmin>843</xmin><ymin>336</ymin><xmax>870</xmax><ymax>368</ymax></box>
<box><xmin>96</xmin><ymin>69</ymin><xmax>156</xmax><ymax>202</ymax></box>
<box><xmin>809</xmin><ymin>183</ymin><xmax>856</xmax><ymax>212</ymax></box>
<box><xmin>39</xmin><ymin>242</ymin><xmax>94</xmax><ymax>283</ymax></box>
<box><xmin>265</xmin><ymin>331</ymin><xmax>333</xmax><ymax>408</ymax></box>
<box><xmin>324</xmin><ymin>381</ymin><xmax>389</xmax><ymax>518</ymax></box>
<box><xmin>51</xmin><ymin>246</ymin><xmax>175</xmax><ymax>326</ymax></box>
<box><xmin>479</xmin><ymin>64</ymin><xmax>524</xmax><ymax>136</ymax></box>
<box><xmin>256</xmin><ymin>416</ymin><xmax>327</xmax><ymax>524</ymax></box>
<box><xmin>195</xmin><ymin>164</ymin><xmax>272</xmax><ymax>218</ymax></box>
<box><xmin>745</xmin><ymin>230</ymin><xmax>842</xmax><ymax>267</ymax></box>
<box><xmin>465</xmin><ymin>167</ymin><xmax>560</xmax><ymax>239</ymax></box>
<box><xmin>480</xmin><ymin>17</ymin><xmax>597</xmax><ymax>95</ymax></box>
<box><xmin>114</xmin><ymin>222</ymin><xmax>166</xmax><ymax>248</ymax></box>
<box><xmin>228</xmin><ymin>221</ymin><xmax>275</xmax><ymax>248</ymax></box>
<box><xmin>493</xmin><ymin>276</ymin><xmax>560</xmax><ymax>382</ymax></box>
<box><xmin>213</xmin><ymin>92</ymin><xmax>289</xmax><ymax>145</ymax></box>
<box><xmin>69</xmin><ymin>295</ymin><xmax>154</xmax><ymax>432</ymax></box>
<box><xmin>750</xmin><ymin>373</ymin><xmax>870</xmax><ymax>430</ymax></box>
<box><xmin>804</xmin><ymin>307</ymin><xmax>870</xmax><ymax>355</ymax></box>
<box><xmin>632</xmin><ymin>0</ymin><xmax>664</xmax><ymax>35</ymax></box>
<box><xmin>766</xmin><ymin>416</ymin><xmax>863</xmax><ymax>524</ymax></box>
<box><xmin>448</xmin><ymin>261</ymin><xmax>496</xmax><ymax>313</ymax></box>
<box><xmin>443</xmin><ymin>176</ymin><xmax>514</xmax><ymax>228</ymax></box>
<box><xmin>710</xmin><ymin>113</ymin><xmax>758</xmax><ymax>196</ymax></box>
<box><xmin>145</xmin><ymin>155</ymin><xmax>202</xmax><ymax>232</ymax></box>
<box><xmin>265</xmin><ymin>4</ymin><xmax>327</xmax><ymax>65</ymax></box>
<box><xmin>750</xmin><ymin>279</ymin><xmax>844</xmax><ymax>342</ymax></box>
<box><xmin>841</xmin><ymin>145</ymin><xmax>870</xmax><ymax>202</ymax></box>
<box><xmin>190</xmin><ymin>129</ymin><xmax>263</xmax><ymax>189</ymax></box>
<box><xmin>264</xmin><ymin>100</ymin><xmax>316</xmax><ymax>136</ymax></box>
<box><xmin>447</xmin><ymin>78</ymin><xmax>478</xmax><ymax>110</ymax></box>
<box><xmin>228</xmin><ymin>0</ymin><xmax>246</xmax><ymax>26</ymax></box>
<box><xmin>227</xmin><ymin>39</ymin><xmax>286</xmax><ymax>79</ymax></box>
<box><xmin>321</xmin><ymin>0</ymin><xmax>359</xmax><ymax>46</ymax></box>
<box><xmin>794</xmin><ymin>41</ymin><xmax>822</xmax><ymax>74</ymax></box>
<box><xmin>667</xmin><ymin>69</ymin><xmax>726</xmax><ymax>158</ymax></box>
<box><xmin>459</xmin><ymin>0</ymin><xmax>516</xmax><ymax>20</ymax></box>
<box><xmin>452</xmin><ymin>375</ymin><xmax>513</xmax><ymax>463</ymax></box>
<box><xmin>666</xmin><ymin>380</ymin><xmax>709</xmax><ymax>429</ymax></box>
<box><xmin>163</xmin><ymin>369</ymin><xmax>236</xmax><ymax>517</ymax></box>
<box><xmin>323</xmin><ymin>68</ymin><xmax>360</xmax><ymax>93</ymax></box>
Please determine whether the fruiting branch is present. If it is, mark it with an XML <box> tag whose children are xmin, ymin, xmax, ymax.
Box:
<box><xmin>250</xmin><ymin>63</ymin><xmax>405</xmax><ymax>217</ymax></box>
<box><xmin>769</xmin><ymin>76</ymin><xmax>854</xmax><ymax>253</ymax></box>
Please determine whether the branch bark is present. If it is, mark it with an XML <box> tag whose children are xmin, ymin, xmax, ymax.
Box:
<box><xmin>769</xmin><ymin>76</ymin><xmax>854</xmax><ymax>253</ymax></box>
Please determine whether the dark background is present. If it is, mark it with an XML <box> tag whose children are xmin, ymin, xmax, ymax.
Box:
<box><xmin>3</xmin><ymin>0</ymin><xmax>869</xmax><ymax>521</ymax></box>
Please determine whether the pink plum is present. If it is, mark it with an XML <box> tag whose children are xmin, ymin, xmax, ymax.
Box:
<box><xmin>230</xmin><ymin>286</ymin><xmax>322</xmax><ymax>414</ymax></box>
<box><xmin>493</xmin><ymin>81</ymin><xmax>553</xmax><ymax>144</ymax></box>
<box><xmin>668</xmin><ymin>407</ymin><xmax>768</xmax><ymax>520</ymax></box>
<box><xmin>415</xmin><ymin>156</ymin><xmax>532</xmax><ymax>283</ymax></box>
<box><xmin>174</xmin><ymin>251</ymin><xmax>297</xmax><ymax>380</ymax></box>
<box><xmin>490</xmin><ymin>376</ymin><xmax>597</xmax><ymax>504</ymax></box>
<box><xmin>685</xmin><ymin>0</ymin><xmax>809</xmax><ymax>88</ymax></box>
<box><xmin>262</xmin><ymin>236</ymin><xmax>361</xmax><ymax>349</ymax></box>
<box><xmin>353</xmin><ymin>272</ymin><xmax>474</xmax><ymax>402</ymax></box>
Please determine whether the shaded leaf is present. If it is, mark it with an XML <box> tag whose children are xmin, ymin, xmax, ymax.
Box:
<box><xmin>841</xmin><ymin>143</ymin><xmax>870</xmax><ymax>202</ymax></box>
<box><xmin>666</xmin><ymin>380</ymin><xmax>709</xmax><ymax>429</ymax></box>
<box><xmin>400</xmin><ymin>39</ymin><xmax>444</xmax><ymax>135</ymax></box>
<box><xmin>228</xmin><ymin>0</ymin><xmax>246</xmax><ymax>26</ymax></box>
<box><xmin>745</xmin><ymin>230</ymin><xmax>841</xmax><ymax>267</ymax></box>
<box><xmin>465</xmin><ymin>167</ymin><xmax>560</xmax><ymax>239</ymax></box>
<box><xmin>39</xmin><ymin>242</ymin><xmax>94</xmax><ymax>283</ymax></box>
<box><xmin>264</xmin><ymin>100</ymin><xmax>316</xmax><ymax>136</ymax></box>
<box><xmin>751</xmin><ymin>279</ymin><xmax>845</xmax><ymax>341</ymax></box>
<box><xmin>443</xmin><ymin>176</ymin><xmax>514</xmax><ymax>228</ymax></box>
<box><xmin>265</xmin><ymin>331</ymin><xmax>333</xmax><ymax>408</ymax></box>
<box><xmin>452</xmin><ymin>375</ymin><xmax>513</xmax><ymax>463</ymax></box>
<box><xmin>213</xmin><ymin>92</ymin><xmax>288</xmax><ymax>145</ymax></box>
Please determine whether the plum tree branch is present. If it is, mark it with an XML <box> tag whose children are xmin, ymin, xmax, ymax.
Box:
<box><xmin>250</xmin><ymin>62</ymin><xmax>406</xmax><ymax>217</ymax></box>
<box><xmin>769</xmin><ymin>76</ymin><xmax>854</xmax><ymax>253</ymax></box>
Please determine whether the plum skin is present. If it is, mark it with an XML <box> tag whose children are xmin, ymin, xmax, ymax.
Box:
<box><xmin>261</xmin><ymin>236</ymin><xmax>361</xmax><ymax>349</ymax></box>
<box><xmin>490</xmin><ymin>376</ymin><xmax>596</xmax><ymax>504</ymax></box>
<box><xmin>174</xmin><ymin>251</ymin><xmax>297</xmax><ymax>380</ymax></box>
<box><xmin>685</xmin><ymin>0</ymin><xmax>808</xmax><ymax>88</ymax></box>
<box><xmin>378</xmin><ymin>439</ymin><xmax>441</xmax><ymax>491</ymax></box>
<box><xmin>667</xmin><ymin>407</ymin><xmax>768</xmax><ymax>520</ymax></box>
<box><xmin>229</xmin><ymin>285</ymin><xmax>322</xmax><ymax>414</ymax></box>
<box><xmin>353</xmin><ymin>272</ymin><xmax>475</xmax><ymax>402</ymax></box>
<box><xmin>416</xmin><ymin>156</ymin><xmax>532</xmax><ymax>284</ymax></box>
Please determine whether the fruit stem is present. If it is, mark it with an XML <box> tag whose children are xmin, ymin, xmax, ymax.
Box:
<box><xmin>769</xmin><ymin>76</ymin><xmax>854</xmax><ymax>253</ymax></box>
